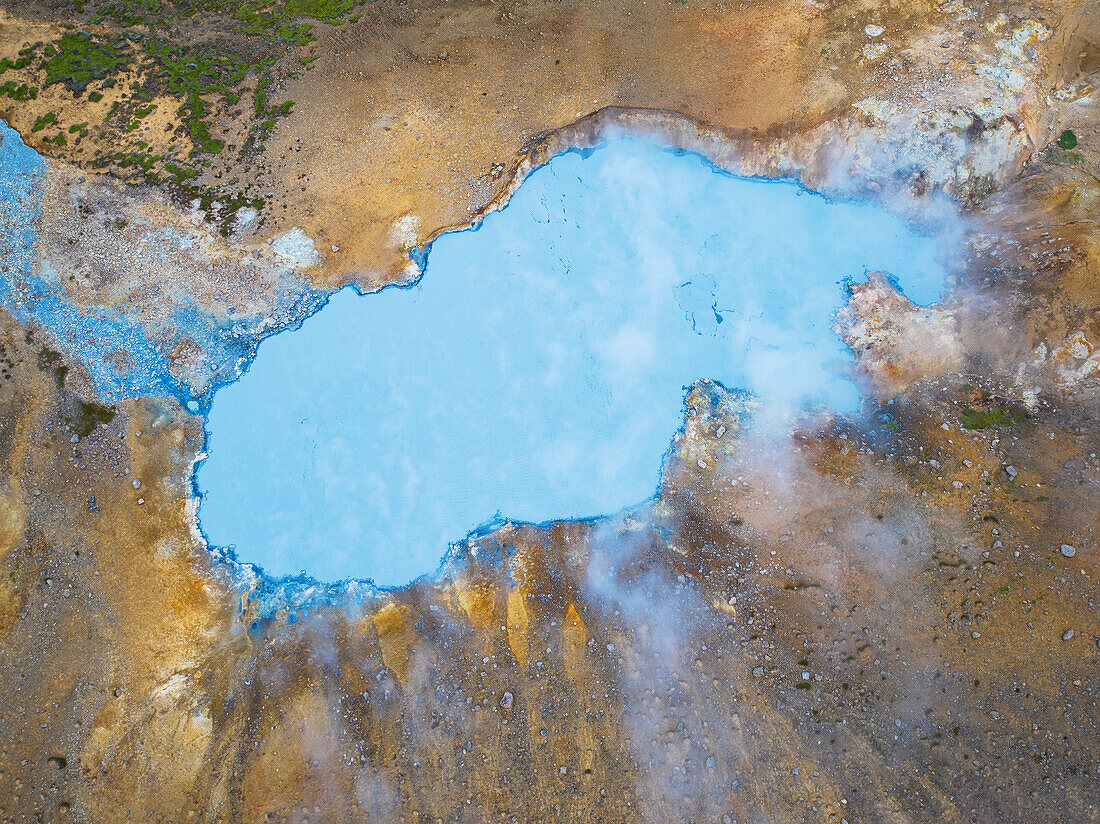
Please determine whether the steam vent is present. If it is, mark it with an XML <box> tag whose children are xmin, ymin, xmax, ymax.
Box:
<box><xmin>0</xmin><ymin>1</ymin><xmax>1098</xmax><ymax>822</ymax></box>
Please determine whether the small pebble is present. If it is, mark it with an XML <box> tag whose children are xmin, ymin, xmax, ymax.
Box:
<box><xmin>752</xmin><ymin>666</ymin><xmax>764</xmax><ymax>677</ymax></box>
<box><xmin>1063</xmin><ymin>629</ymin><xmax>1075</xmax><ymax>641</ymax></box>
<box><xmin>132</xmin><ymin>479</ymin><xmax>141</xmax><ymax>489</ymax></box>
<box><xmin>1060</xmin><ymin>544</ymin><xmax>1076</xmax><ymax>558</ymax></box>
<box><xmin>499</xmin><ymin>691</ymin><xmax>513</xmax><ymax>709</ymax></box>
<box><xmin>865</xmin><ymin>24</ymin><xmax>885</xmax><ymax>37</ymax></box>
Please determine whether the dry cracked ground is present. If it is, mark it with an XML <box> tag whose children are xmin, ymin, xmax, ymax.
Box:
<box><xmin>1</xmin><ymin>0</ymin><xmax>1099</xmax><ymax>822</ymax></box>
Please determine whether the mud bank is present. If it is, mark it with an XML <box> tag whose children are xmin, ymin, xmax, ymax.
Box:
<box><xmin>0</xmin><ymin>1</ymin><xmax>1097</xmax><ymax>822</ymax></box>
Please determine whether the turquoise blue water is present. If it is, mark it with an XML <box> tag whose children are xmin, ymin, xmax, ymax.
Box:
<box><xmin>198</xmin><ymin>137</ymin><xmax>950</xmax><ymax>586</ymax></box>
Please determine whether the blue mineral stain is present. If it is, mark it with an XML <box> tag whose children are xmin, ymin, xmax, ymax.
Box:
<box><xmin>0</xmin><ymin>119</ymin><xmax>42</xmax><ymax>287</ymax></box>
<box><xmin>198</xmin><ymin>136</ymin><xmax>952</xmax><ymax>587</ymax></box>
<box><xmin>0</xmin><ymin>119</ymin><xmax>326</xmax><ymax>407</ymax></box>
<box><xmin>0</xmin><ymin>119</ymin><xmax>190</xmax><ymax>400</ymax></box>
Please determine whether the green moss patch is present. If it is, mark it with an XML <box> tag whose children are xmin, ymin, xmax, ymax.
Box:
<box><xmin>959</xmin><ymin>404</ymin><xmax>1025</xmax><ymax>430</ymax></box>
<box><xmin>0</xmin><ymin>80</ymin><xmax>37</xmax><ymax>101</ymax></box>
<box><xmin>1</xmin><ymin>0</ymin><xmax>364</xmax><ymax>229</ymax></box>
<box><xmin>65</xmin><ymin>400</ymin><xmax>117</xmax><ymax>438</ymax></box>
<box><xmin>283</xmin><ymin>0</ymin><xmax>354</xmax><ymax>20</ymax></box>
<box><xmin>42</xmin><ymin>31</ymin><xmax>131</xmax><ymax>94</ymax></box>
<box><xmin>31</xmin><ymin>111</ymin><xmax>56</xmax><ymax>131</ymax></box>
<box><xmin>0</xmin><ymin>43</ymin><xmax>40</xmax><ymax>74</ymax></box>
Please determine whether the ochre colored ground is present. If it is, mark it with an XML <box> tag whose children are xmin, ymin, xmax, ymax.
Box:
<box><xmin>0</xmin><ymin>1</ymin><xmax>1099</xmax><ymax>822</ymax></box>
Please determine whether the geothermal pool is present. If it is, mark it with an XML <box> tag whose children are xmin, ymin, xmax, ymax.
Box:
<box><xmin>197</xmin><ymin>137</ymin><xmax>949</xmax><ymax>585</ymax></box>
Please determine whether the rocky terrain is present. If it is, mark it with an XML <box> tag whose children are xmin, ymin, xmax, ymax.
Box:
<box><xmin>0</xmin><ymin>0</ymin><xmax>1098</xmax><ymax>822</ymax></box>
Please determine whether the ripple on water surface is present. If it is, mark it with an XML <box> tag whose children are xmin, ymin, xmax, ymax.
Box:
<box><xmin>198</xmin><ymin>137</ymin><xmax>951</xmax><ymax>585</ymax></box>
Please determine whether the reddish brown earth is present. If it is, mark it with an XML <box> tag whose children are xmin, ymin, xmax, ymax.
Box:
<box><xmin>0</xmin><ymin>1</ymin><xmax>1098</xmax><ymax>822</ymax></box>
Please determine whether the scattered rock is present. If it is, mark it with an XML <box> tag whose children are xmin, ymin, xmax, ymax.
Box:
<box><xmin>833</xmin><ymin>275</ymin><xmax>962</xmax><ymax>397</ymax></box>
<box><xmin>861</xmin><ymin>42</ymin><xmax>889</xmax><ymax>61</ymax></box>
<box><xmin>752</xmin><ymin>666</ymin><xmax>764</xmax><ymax>677</ymax></box>
<box><xmin>1060</xmin><ymin>544</ymin><xmax>1076</xmax><ymax>558</ymax></box>
<box><xmin>500</xmin><ymin>691</ymin><xmax>513</xmax><ymax>709</ymax></box>
<box><xmin>865</xmin><ymin>24</ymin><xmax>885</xmax><ymax>37</ymax></box>
<box><xmin>1062</xmin><ymin>629</ymin><xmax>1075</xmax><ymax>641</ymax></box>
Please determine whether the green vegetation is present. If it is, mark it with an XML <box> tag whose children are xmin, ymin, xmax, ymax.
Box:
<box><xmin>31</xmin><ymin>111</ymin><xmax>56</xmax><ymax>132</ymax></box>
<box><xmin>959</xmin><ymin>404</ymin><xmax>1025</xmax><ymax>430</ymax></box>
<box><xmin>42</xmin><ymin>31</ymin><xmax>131</xmax><ymax>93</ymax></box>
<box><xmin>65</xmin><ymin>400</ymin><xmax>117</xmax><ymax>438</ymax></box>
<box><xmin>38</xmin><ymin>350</ymin><xmax>111</xmax><ymax>428</ymax></box>
<box><xmin>1050</xmin><ymin>129</ymin><xmax>1083</xmax><ymax>164</ymax></box>
<box><xmin>1057</xmin><ymin>129</ymin><xmax>1078</xmax><ymax>150</ymax></box>
<box><xmin>0</xmin><ymin>80</ymin><xmax>37</xmax><ymax>101</ymax></box>
<box><xmin>0</xmin><ymin>0</ymin><xmax>366</xmax><ymax>229</ymax></box>
<box><xmin>141</xmin><ymin>36</ymin><xmax>266</xmax><ymax>154</ymax></box>
<box><xmin>1051</xmin><ymin>148</ymin><xmax>1083</xmax><ymax>165</ymax></box>
<box><xmin>0</xmin><ymin>43</ymin><xmax>40</xmax><ymax>74</ymax></box>
<box><xmin>168</xmin><ymin>186</ymin><xmax>265</xmax><ymax>236</ymax></box>
<box><xmin>164</xmin><ymin>161</ymin><xmax>197</xmax><ymax>181</ymax></box>
<box><xmin>36</xmin><ymin>347</ymin><xmax>63</xmax><ymax>374</ymax></box>
<box><xmin>91</xmin><ymin>0</ymin><xmax>163</xmax><ymax>26</ymax></box>
<box><xmin>283</xmin><ymin>0</ymin><xmax>354</xmax><ymax>19</ymax></box>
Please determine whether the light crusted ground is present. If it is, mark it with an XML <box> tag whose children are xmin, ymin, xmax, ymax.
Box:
<box><xmin>0</xmin><ymin>0</ymin><xmax>1098</xmax><ymax>823</ymax></box>
<box><xmin>211</xmin><ymin>0</ymin><xmax>1097</xmax><ymax>287</ymax></box>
